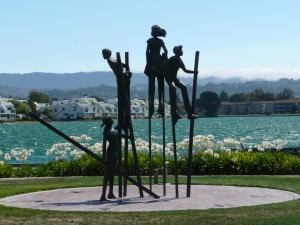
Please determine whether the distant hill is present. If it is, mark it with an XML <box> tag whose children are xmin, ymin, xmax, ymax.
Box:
<box><xmin>198</xmin><ymin>78</ymin><xmax>300</xmax><ymax>97</ymax></box>
<box><xmin>1</xmin><ymin>72</ymin><xmax>300</xmax><ymax>100</ymax></box>
<box><xmin>0</xmin><ymin>72</ymin><xmax>137</xmax><ymax>89</ymax></box>
<box><xmin>0</xmin><ymin>85</ymin><xmax>30</xmax><ymax>99</ymax></box>
<box><xmin>0</xmin><ymin>71</ymin><xmax>246</xmax><ymax>90</ymax></box>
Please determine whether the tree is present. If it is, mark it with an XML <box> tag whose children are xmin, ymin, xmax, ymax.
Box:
<box><xmin>42</xmin><ymin>107</ymin><xmax>51</xmax><ymax>117</ymax></box>
<box><xmin>219</xmin><ymin>90</ymin><xmax>229</xmax><ymax>102</ymax></box>
<box><xmin>28</xmin><ymin>91</ymin><xmax>50</xmax><ymax>115</ymax></box>
<box><xmin>229</xmin><ymin>93</ymin><xmax>247</xmax><ymax>102</ymax></box>
<box><xmin>276</xmin><ymin>88</ymin><xmax>294</xmax><ymax>100</ymax></box>
<box><xmin>90</xmin><ymin>95</ymin><xmax>104</xmax><ymax>102</ymax></box>
<box><xmin>9</xmin><ymin>100</ymin><xmax>31</xmax><ymax>116</ymax></box>
<box><xmin>29</xmin><ymin>91</ymin><xmax>50</xmax><ymax>103</ymax></box>
<box><xmin>248</xmin><ymin>89</ymin><xmax>275</xmax><ymax>101</ymax></box>
<box><xmin>197</xmin><ymin>91</ymin><xmax>221</xmax><ymax>116</ymax></box>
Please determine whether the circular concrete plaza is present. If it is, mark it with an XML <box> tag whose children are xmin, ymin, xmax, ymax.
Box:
<box><xmin>0</xmin><ymin>184</ymin><xmax>299</xmax><ymax>212</ymax></box>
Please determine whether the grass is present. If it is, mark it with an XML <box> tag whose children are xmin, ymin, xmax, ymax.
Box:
<box><xmin>1</xmin><ymin>175</ymin><xmax>300</xmax><ymax>225</ymax></box>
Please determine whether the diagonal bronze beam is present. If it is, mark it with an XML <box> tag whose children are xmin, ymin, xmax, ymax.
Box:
<box><xmin>29</xmin><ymin>112</ymin><xmax>160</xmax><ymax>199</ymax></box>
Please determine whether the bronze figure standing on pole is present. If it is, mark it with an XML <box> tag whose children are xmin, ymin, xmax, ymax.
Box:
<box><xmin>144</xmin><ymin>25</ymin><xmax>168</xmax><ymax>117</ymax></box>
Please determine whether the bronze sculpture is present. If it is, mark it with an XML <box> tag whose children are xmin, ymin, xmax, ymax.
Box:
<box><xmin>165</xmin><ymin>45</ymin><xmax>198</xmax><ymax>125</ymax></box>
<box><xmin>30</xmin><ymin>28</ymin><xmax>200</xmax><ymax>202</ymax></box>
<box><xmin>144</xmin><ymin>25</ymin><xmax>168</xmax><ymax>117</ymax></box>
<box><xmin>100</xmin><ymin>116</ymin><xmax>119</xmax><ymax>201</ymax></box>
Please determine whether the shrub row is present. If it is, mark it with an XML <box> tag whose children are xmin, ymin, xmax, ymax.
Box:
<box><xmin>1</xmin><ymin>151</ymin><xmax>300</xmax><ymax>178</ymax></box>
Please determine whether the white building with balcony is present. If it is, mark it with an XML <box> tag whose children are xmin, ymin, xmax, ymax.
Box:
<box><xmin>51</xmin><ymin>97</ymin><xmax>117</xmax><ymax>120</ymax></box>
<box><xmin>50</xmin><ymin>96</ymin><xmax>171</xmax><ymax>120</ymax></box>
<box><xmin>0</xmin><ymin>97</ymin><xmax>16</xmax><ymax>121</ymax></box>
<box><xmin>107</xmin><ymin>97</ymin><xmax>171</xmax><ymax>119</ymax></box>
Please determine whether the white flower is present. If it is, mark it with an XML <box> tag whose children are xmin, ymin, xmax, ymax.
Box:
<box><xmin>90</xmin><ymin>142</ymin><xmax>103</xmax><ymax>154</ymax></box>
<box><xmin>0</xmin><ymin>161</ymin><xmax>4</xmax><ymax>166</ymax></box>
<box><xmin>204</xmin><ymin>149</ymin><xmax>213</xmax><ymax>155</ymax></box>
<box><xmin>70</xmin><ymin>136</ymin><xmax>80</xmax><ymax>142</ymax></box>
<box><xmin>81</xmin><ymin>134</ymin><xmax>92</xmax><ymax>141</ymax></box>
<box><xmin>167</xmin><ymin>143</ymin><xmax>174</xmax><ymax>149</ymax></box>
<box><xmin>223</xmin><ymin>138</ymin><xmax>240</xmax><ymax>146</ymax></box>
<box><xmin>27</xmin><ymin>149</ymin><xmax>34</xmax><ymax>156</ymax></box>
<box><xmin>11</xmin><ymin>149</ymin><xmax>19</xmax><ymax>157</ymax></box>
<box><xmin>255</xmin><ymin>144</ymin><xmax>265</xmax><ymax>152</ymax></box>
<box><xmin>261</xmin><ymin>141</ymin><xmax>274</xmax><ymax>150</ymax></box>
<box><xmin>272</xmin><ymin>139</ymin><xmax>284</xmax><ymax>150</ymax></box>
<box><xmin>46</xmin><ymin>151</ymin><xmax>50</xmax><ymax>156</ymax></box>
<box><xmin>225</xmin><ymin>148</ymin><xmax>232</xmax><ymax>155</ymax></box>
<box><xmin>213</xmin><ymin>153</ymin><xmax>220</xmax><ymax>158</ymax></box>
<box><xmin>4</xmin><ymin>153</ymin><xmax>11</xmax><ymax>161</ymax></box>
<box><xmin>247</xmin><ymin>146</ymin><xmax>253</xmax><ymax>152</ymax></box>
<box><xmin>216</xmin><ymin>141</ymin><xmax>224</xmax><ymax>149</ymax></box>
<box><xmin>231</xmin><ymin>157</ymin><xmax>238</xmax><ymax>163</ymax></box>
<box><xmin>207</xmin><ymin>134</ymin><xmax>214</xmax><ymax>140</ymax></box>
<box><xmin>151</xmin><ymin>135</ymin><xmax>157</xmax><ymax>140</ymax></box>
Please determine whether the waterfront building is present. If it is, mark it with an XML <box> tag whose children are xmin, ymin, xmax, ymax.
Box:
<box><xmin>265</xmin><ymin>99</ymin><xmax>300</xmax><ymax>114</ymax></box>
<box><xmin>0</xmin><ymin>96</ymin><xmax>16</xmax><ymax>121</ymax></box>
<box><xmin>107</xmin><ymin>96</ymin><xmax>171</xmax><ymax>119</ymax></box>
<box><xmin>219</xmin><ymin>99</ymin><xmax>300</xmax><ymax>115</ymax></box>
<box><xmin>50</xmin><ymin>97</ymin><xmax>113</xmax><ymax>120</ymax></box>
<box><xmin>49</xmin><ymin>96</ymin><xmax>171</xmax><ymax>120</ymax></box>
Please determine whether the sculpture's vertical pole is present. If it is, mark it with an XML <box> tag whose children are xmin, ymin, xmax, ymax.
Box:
<box><xmin>171</xmin><ymin>114</ymin><xmax>179</xmax><ymax>198</ymax></box>
<box><xmin>162</xmin><ymin>83</ymin><xmax>166</xmax><ymax>196</ymax></box>
<box><xmin>187</xmin><ymin>51</ymin><xmax>200</xmax><ymax>197</ymax></box>
<box><xmin>116</xmin><ymin>52</ymin><xmax>123</xmax><ymax>198</ymax></box>
<box><xmin>123</xmin><ymin>52</ymin><xmax>129</xmax><ymax>196</ymax></box>
<box><xmin>148</xmin><ymin>79</ymin><xmax>152</xmax><ymax>192</ymax></box>
<box><xmin>169</xmin><ymin>85</ymin><xmax>179</xmax><ymax>198</ymax></box>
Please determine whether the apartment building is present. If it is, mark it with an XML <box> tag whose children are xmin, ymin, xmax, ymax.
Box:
<box><xmin>0</xmin><ymin>96</ymin><xmax>16</xmax><ymax>121</ymax></box>
<box><xmin>50</xmin><ymin>96</ymin><xmax>171</xmax><ymax>120</ymax></box>
<box><xmin>219</xmin><ymin>99</ymin><xmax>300</xmax><ymax>115</ymax></box>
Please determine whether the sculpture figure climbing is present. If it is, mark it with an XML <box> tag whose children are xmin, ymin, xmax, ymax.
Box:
<box><xmin>165</xmin><ymin>45</ymin><xmax>198</xmax><ymax>125</ymax></box>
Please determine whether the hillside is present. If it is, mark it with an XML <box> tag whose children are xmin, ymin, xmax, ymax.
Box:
<box><xmin>1</xmin><ymin>72</ymin><xmax>300</xmax><ymax>100</ymax></box>
<box><xmin>0</xmin><ymin>71</ymin><xmax>244</xmax><ymax>90</ymax></box>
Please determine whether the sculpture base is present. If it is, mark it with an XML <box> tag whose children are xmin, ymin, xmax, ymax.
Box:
<box><xmin>0</xmin><ymin>184</ymin><xmax>298</xmax><ymax>212</ymax></box>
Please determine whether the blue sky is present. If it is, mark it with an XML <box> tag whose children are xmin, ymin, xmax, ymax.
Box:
<box><xmin>1</xmin><ymin>0</ymin><xmax>300</xmax><ymax>80</ymax></box>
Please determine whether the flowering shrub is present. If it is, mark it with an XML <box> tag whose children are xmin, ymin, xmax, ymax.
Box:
<box><xmin>46</xmin><ymin>135</ymin><xmax>103</xmax><ymax>160</ymax></box>
<box><xmin>0</xmin><ymin>133</ymin><xmax>297</xmax><ymax>178</ymax></box>
<box><xmin>2</xmin><ymin>150</ymin><xmax>300</xmax><ymax>178</ymax></box>
<box><xmin>0</xmin><ymin>134</ymin><xmax>289</xmax><ymax>167</ymax></box>
<box><xmin>0</xmin><ymin>148</ymin><xmax>34</xmax><ymax>164</ymax></box>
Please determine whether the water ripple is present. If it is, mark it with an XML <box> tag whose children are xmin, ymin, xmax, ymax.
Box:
<box><xmin>1</xmin><ymin>116</ymin><xmax>300</xmax><ymax>163</ymax></box>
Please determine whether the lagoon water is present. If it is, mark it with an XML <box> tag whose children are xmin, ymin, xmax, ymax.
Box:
<box><xmin>1</xmin><ymin>116</ymin><xmax>300</xmax><ymax>163</ymax></box>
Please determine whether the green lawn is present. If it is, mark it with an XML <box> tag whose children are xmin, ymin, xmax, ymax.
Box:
<box><xmin>1</xmin><ymin>176</ymin><xmax>300</xmax><ymax>225</ymax></box>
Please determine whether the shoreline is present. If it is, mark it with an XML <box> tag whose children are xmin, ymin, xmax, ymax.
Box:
<box><xmin>1</xmin><ymin>113</ymin><xmax>300</xmax><ymax>124</ymax></box>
